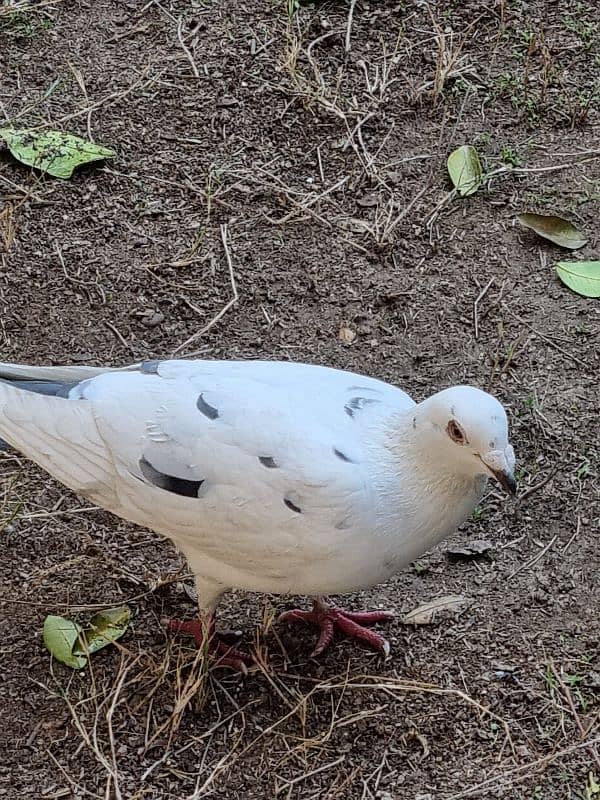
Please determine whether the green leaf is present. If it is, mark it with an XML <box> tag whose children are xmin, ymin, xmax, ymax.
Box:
<box><xmin>43</xmin><ymin>607</ymin><xmax>130</xmax><ymax>669</ymax></box>
<box><xmin>556</xmin><ymin>261</ymin><xmax>600</xmax><ymax>298</ymax></box>
<box><xmin>587</xmin><ymin>772</ymin><xmax>600</xmax><ymax>796</ymax></box>
<box><xmin>74</xmin><ymin>606</ymin><xmax>131</xmax><ymax>656</ymax></box>
<box><xmin>0</xmin><ymin>127</ymin><xmax>115</xmax><ymax>179</ymax></box>
<box><xmin>43</xmin><ymin>615</ymin><xmax>87</xmax><ymax>669</ymax></box>
<box><xmin>447</xmin><ymin>145</ymin><xmax>483</xmax><ymax>197</ymax></box>
<box><xmin>518</xmin><ymin>213</ymin><xmax>587</xmax><ymax>249</ymax></box>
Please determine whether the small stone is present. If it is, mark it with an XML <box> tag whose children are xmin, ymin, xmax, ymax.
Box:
<box><xmin>142</xmin><ymin>311</ymin><xmax>165</xmax><ymax>328</ymax></box>
<box><xmin>339</xmin><ymin>326</ymin><xmax>356</xmax><ymax>344</ymax></box>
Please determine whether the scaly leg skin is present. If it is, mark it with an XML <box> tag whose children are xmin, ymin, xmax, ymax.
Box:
<box><xmin>165</xmin><ymin>615</ymin><xmax>254</xmax><ymax>673</ymax></box>
<box><xmin>278</xmin><ymin>596</ymin><xmax>394</xmax><ymax>657</ymax></box>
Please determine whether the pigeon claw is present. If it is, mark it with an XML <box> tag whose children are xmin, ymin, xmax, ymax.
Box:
<box><xmin>279</xmin><ymin>601</ymin><xmax>394</xmax><ymax>658</ymax></box>
<box><xmin>164</xmin><ymin>617</ymin><xmax>254</xmax><ymax>673</ymax></box>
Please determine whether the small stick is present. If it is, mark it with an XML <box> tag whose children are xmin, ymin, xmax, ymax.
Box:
<box><xmin>104</xmin><ymin>320</ymin><xmax>135</xmax><ymax>354</ymax></box>
<box><xmin>473</xmin><ymin>278</ymin><xmax>494</xmax><ymax>339</ymax></box>
<box><xmin>176</xmin><ymin>17</ymin><xmax>200</xmax><ymax>78</ymax></box>
<box><xmin>562</xmin><ymin>515</ymin><xmax>582</xmax><ymax>553</ymax></box>
<box><xmin>0</xmin><ymin>173</ymin><xmax>47</xmax><ymax>204</ymax></box>
<box><xmin>508</xmin><ymin>534</ymin><xmax>557</xmax><ymax>579</ymax></box>
<box><xmin>551</xmin><ymin>663</ymin><xmax>600</xmax><ymax>770</ymax></box>
<box><xmin>345</xmin><ymin>0</ymin><xmax>358</xmax><ymax>53</ymax></box>
<box><xmin>171</xmin><ymin>224</ymin><xmax>239</xmax><ymax>355</ymax></box>
<box><xmin>501</xmin><ymin>304</ymin><xmax>586</xmax><ymax>368</ymax></box>
<box><xmin>316</xmin><ymin>144</ymin><xmax>325</xmax><ymax>183</ymax></box>
<box><xmin>517</xmin><ymin>470</ymin><xmax>555</xmax><ymax>502</ymax></box>
<box><xmin>250</xmin><ymin>35</ymin><xmax>276</xmax><ymax>57</ymax></box>
<box><xmin>276</xmin><ymin>755</ymin><xmax>346</xmax><ymax>796</ymax></box>
<box><xmin>265</xmin><ymin>175</ymin><xmax>348</xmax><ymax>225</ymax></box>
<box><xmin>446</xmin><ymin>738</ymin><xmax>600</xmax><ymax>800</ymax></box>
<box><xmin>20</xmin><ymin>506</ymin><xmax>99</xmax><ymax>520</ymax></box>
<box><xmin>379</xmin><ymin>184</ymin><xmax>430</xmax><ymax>243</ymax></box>
<box><xmin>35</xmin><ymin>63</ymin><xmax>163</xmax><ymax>129</ymax></box>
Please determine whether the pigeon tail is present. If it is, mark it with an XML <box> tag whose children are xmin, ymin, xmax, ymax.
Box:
<box><xmin>0</xmin><ymin>378</ymin><xmax>118</xmax><ymax>506</ymax></box>
<box><xmin>0</xmin><ymin>361</ymin><xmax>139</xmax><ymax>451</ymax></box>
<box><xmin>0</xmin><ymin>372</ymin><xmax>83</xmax><ymax>449</ymax></box>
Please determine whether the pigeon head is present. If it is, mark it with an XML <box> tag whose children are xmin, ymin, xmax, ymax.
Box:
<box><xmin>415</xmin><ymin>386</ymin><xmax>516</xmax><ymax>494</ymax></box>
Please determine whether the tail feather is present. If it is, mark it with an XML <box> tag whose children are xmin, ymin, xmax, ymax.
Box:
<box><xmin>0</xmin><ymin>362</ymin><xmax>141</xmax><ymax>451</ymax></box>
<box><xmin>0</xmin><ymin>379</ymin><xmax>80</xmax><ymax>398</ymax></box>
<box><xmin>0</xmin><ymin>364</ymin><xmax>114</xmax><ymax>450</ymax></box>
<box><xmin>0</xmin><ymin>378</ymin><xmax>119</xmax><ymax>507</ymax></box>
<box><xmin>0</xmin><ymin>361</ymin><xmax>138</xmax><ymax>383</ymax></box>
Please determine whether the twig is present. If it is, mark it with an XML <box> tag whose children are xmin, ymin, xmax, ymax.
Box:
<box><xmin>103</xmin><ymin>320</ymin><xmax>135</xmax><ymax>355</ymax></box>
<box><xmin>551</xmin><ymin>664</ymin><xmax>600</xmax><ymax>770</ymax></box>
<box><xmin>66</xmin><ymin>59</ymin><xmax>92</xmax><ymax>140</ymax></box>
<box><xmin>45</xmin><ymin>750</ymin><xmax>99</xmax><ymax>799</ymax></box>
<box><xmin>425</xmin><ymin>187</ymin><xmax>457</xmax><ymax>226</ymax></box>
<box><xmin>508</xmin><ymin>534</ymin><xmax>557</xmax><ymax>579</ymax></box>
<box><xmin>501</xmin><ymin>304</ymin><xmax>586</xmax><ymax>368</ymax></box>
<box><xmin>345</xmin><ymin>0</ymin><xmax>358</xmax><ymax>53</ymax></box>
<box><xmin>317</xmin><ymin>675</ymin><xmax>515</xmax><ymax>758</ymax></box>
<box><xmin>141</xmin><ymin>702</ymin><xmax>257</xmax><ymax>781</ymax></box>
<box><xmin>0</xmin><ymin>173</ymin><xmax>47</xmax><ymax>204</ymax></box>
<box><xmin>562</xmin><ymin>515</ymin><xmax>582</xmax><ymax>553</ymax></box>
<box><xmin>316</xmin><ymin>145</ymin><xmax>325</xmax><ymax>182</ymax></box>
<box><xmin>176</xmin><ymin>17</ymin><xmax>200</xmax><ymax>78</ymax></box>
<box><xmin>276</xmin><ymin>755</ymin><xmax>346</xmax><ymax>796</ymax></box>
<box><xmin>473</xmin><ymin>278</ymin><xmax>494</xmax><ymax>339</ymax></box>
<box><xmin>0</xmin><ymin>0</ymin><xmax>64</xmax><ymax>15</ymax></box>
<box><xmin>188</xmin><ymin>731</ymin><xmax>244</xmax><ymax>798</ymax></box>
<box><xmin>265</xmin><ymin>175</ymin><xmax>348</xmax><ymax>225</ymax></box>
<box><xmin>24</xmin><ymin>63</ymin><xmax>163</xmax><ymax>129</ymax></box>
<box><xmin>517</xmin><ymin>470</ymin><xmax>555</xmax><ymax>502</ymax></box>
<box><xmin>171</xmin><ymin>224</ymin><xmax>239</xmax><ymax>356</ymax></box>
<box><xmin>250</xmin><ymin>34</ymin><xmax>276</xmax><ymax>57</ymax></box>
<box><xmin>377</xmin><ymin>183</ymin><xmax>430</xmax><ymax>244</ymax></box>
<box><xmin>446</xmin><ymin>738</ymin><xmax>600</xmax><ymax>799</ymax></box>
<box><xmin>105</xmin><ymin>660</ymin><xmax>137</xmax><ymax>800</ymax></box>
<box><xmin>18</xmin><ymin>505</ymin><xmax>99</xmax><ymax>520</ymax></box>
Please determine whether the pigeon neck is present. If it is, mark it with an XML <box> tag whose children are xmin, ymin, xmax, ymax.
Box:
<box><xmin>383</xmin><ymin>406</ymin><xmax>473</xmax><ymax>484</ymax></box>
<box><xmin>372</xmin><ymin>409</ymin><xmax>485</xmax><ymax>545</ymax></box>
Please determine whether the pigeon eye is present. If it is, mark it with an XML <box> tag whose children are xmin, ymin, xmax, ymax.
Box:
<box><xmin>447</xmin><ymin>420</ymin><xmax>467</xmax><ymax>445</ymax></box>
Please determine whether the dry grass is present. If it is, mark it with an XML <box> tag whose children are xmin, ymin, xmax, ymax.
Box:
<box><xmin>34</xmin><ymin>647</ymin><xmax>599</xmax><ymax>798</ymax></box>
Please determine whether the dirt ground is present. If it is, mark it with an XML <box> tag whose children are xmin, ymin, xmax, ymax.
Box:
<box><xmin>0</xmin><ymin>1</ymin><xmax>599</xmax><ymax>798</ymax></box>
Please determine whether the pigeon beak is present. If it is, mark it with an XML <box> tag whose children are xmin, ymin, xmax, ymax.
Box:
<box><xmin>491</xmin><ymin>466</ymin><xmax>517</xmax><ymax>496</ymax></box>
<box><xmin>479</xmin><ymin>449</ymin><xmax>517</xmax><ymax>496</ymax></box>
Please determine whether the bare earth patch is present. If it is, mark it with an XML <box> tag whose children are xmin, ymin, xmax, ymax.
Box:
<box><xmin>0</xmin><ymin>1</ymin><xmax>598</xmax><ymax>798</ymax></box>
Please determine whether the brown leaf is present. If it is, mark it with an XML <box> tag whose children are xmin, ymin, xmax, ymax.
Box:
<box><xmin>518</xmin><ymin>213</ymin><xmax>587</xmax><ymax>249</ymax></box>
<box><xmin>356</xmin><ymin>194</ymin><xmax>379</xmax><ymax>208</ymax></box>
<box><xmin>446</xmin><ymin>540</ymin><xmax>494</xmax><ymax>561</ymax></box>
<box><xmin>402</xmin><ymin>595</ymin><xmax>468</xmax><ymax>625</ymax></box>
<box><xmin>337</xmin><ymin>217</ymin><xmax>371</xmax><ymax>234</ymax></box>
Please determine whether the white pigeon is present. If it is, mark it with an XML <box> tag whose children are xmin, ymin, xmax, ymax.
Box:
<box><xmin>0</xmin><ymin>358</ymin><xmax>515</xmax><ymax>669</ymax></box>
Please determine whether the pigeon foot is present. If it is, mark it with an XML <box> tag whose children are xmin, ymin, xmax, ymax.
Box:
<box><xmin>279</xmin><ymin>597</ymin><xmax>394</xmax><ymax>657</ymax></box>
<box><xmin>164</xmin><ymin>616</ymin><xmax>254</xmax><ymax>673</ymax></box>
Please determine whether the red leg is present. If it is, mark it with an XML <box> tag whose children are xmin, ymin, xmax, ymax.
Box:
<box><xmin>165</xmin><ymin>615</ymin><xmax>254</xmax><ymax>673</ymax></box>
<box><xmin>279</xmin><ymin>597</ymin><xmax>394</xmax><ymax>657</ymax></box>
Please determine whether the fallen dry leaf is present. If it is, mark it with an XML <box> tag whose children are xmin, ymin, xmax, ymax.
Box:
<box><xmin>402</xmin><ymin>595</ymin><xmax>468</xmax><ymax>625</ymax></box>
<box><xmin>446</xmin><ymin>540</ymin><xmax>494</xmax><ymax>561</ymax></box>
<box><xmin>518</xmin><ymin>213</ymin><xmax>587</xmax><ymax>249</ymax></box>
